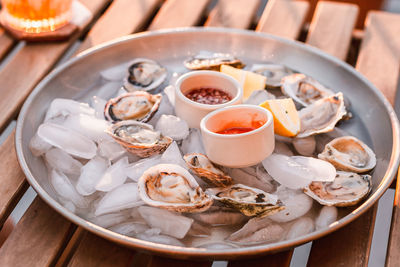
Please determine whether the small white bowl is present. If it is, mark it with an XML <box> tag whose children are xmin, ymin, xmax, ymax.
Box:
<box><xmin>175</xmin><ymin>70</ymin><xmax>242</xmax><ymax>128</ymax></box>
<box><xmin>200</xmin><ymin>104</ymin><xmax>275</xmax><ymax>168</ymax></box>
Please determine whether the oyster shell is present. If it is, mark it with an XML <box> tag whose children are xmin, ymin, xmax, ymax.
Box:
<box><xmin>318</xmin><ymin>136</ymin><xmax>376</xmax><ymax>173</ymax></box>
<box><xmin>251</xmin><ymin>63</ymin><xmax>293</xmax><ymax>88</ymax></box>
<box><xmin>297</xmin><ymin>92</ymin><xmax>346</xmax><ymax>138</ymax></box>
<box><xmin>206</xmin><ymin>184</ymin><xmax>284</xmax><ymax>217</ymax></box>
<box><xmin>184</xmin><ymin>153</ymin><xmax>233</xmax><ymax>187</ymax></box>
<box><xmin>138</xmin><ymin>164</ymin><xmax>213</xmax><ymax>213</ymax></box>
<box><xmin>281</xmin><ymin>74</ymin><xmax>334</xmax><ymax>106</ymax></box>
<box><xmin>104</xmin><ymin>91</ymin><xmax>161</xmax><ymax>122</ymax></box>
<box><xmin>184</xmin><ymin>51</ymin><xmax>244</xmax><ymax>70</ymax></box>
<box><xmin>107</xmin><ymin>121</ymin><xmax>172</xmax><ymax>158</ymax></box>
<box><xmin>123</xmin><ymin>58</ymin><xmax>167</xmax><ymax>92</ymax></box>
<box><xmin>304</xmin><ymin>171</ymin><xmax>372</xmax><ymax>207</ymax></box>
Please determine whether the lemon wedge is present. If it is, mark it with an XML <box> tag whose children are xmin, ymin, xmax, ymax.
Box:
<box><xmin>260</xmin><ymin>98</ymin><xmax>300</xmax><ymax>137</ymax></box>
<box><xmin>220</xmin><ymin>65</ymin><xmax>266</xmax><ymax>100</ymax></box>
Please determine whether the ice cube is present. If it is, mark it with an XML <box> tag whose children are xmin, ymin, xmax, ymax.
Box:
<box><xmin>62</xmin><ymin>114</ymin><xmax>111</xmax><ymax>142</ymax></box>
<box><xmin>244</xmin><ymin>90</ymin><xmax>275</xmax><ymax>105</ymax></box>
<box><xmin>155</xmin><ymin>114</ymin><xmax>189</xmax><ymax>140</ymax></box>
<box><xmin>94</xmin><ymin>82</ymin><xmax>122</xmax><ymax>100</ymax></box>
<box><xmin>95</xmin><ymin>183</ymin><xmax>143</xmax><ymax>216</ymax></box>
<box><xmin>125</xmin><ymin>155</ymin><xmax>162</xmax><ymax>182</ymax></box>
<box><xmin>148</xmin><ymin>95</ymin><xmax>175</xmax><ymax>126</ymax></box>
<box><xmin>76</xmin><ymin>156</ymin><xmax>110</xmax><ymax>196</ymax></box>
<box><xmin>138</xmin><ymin>206</ymin><xmax>193</xmax><ymax>239</ymax></box>
<box><xmin>95</xmin><ymin>157</ymin><xmax>129</xmax><ymax>192</ymax></box>
<box><xmin>180</xmin><ymin>128</ymin><xmax>206</xmax><ymax>155</ymax></box>
<box><xmin>97</xmin><ymin>139</ymin><xmax>127</xmax><ymax>161</ymax></box>
<box><xmin>286</xmin><ymin>217</ymin><xmax>314</xmax><ymax>240</ymax></box>
<box><xmin>164</xmin><ymin>85</ymin><xmax>175</xmax><ymax>106</ymax></box>
<box><xmin>50</xmin><ymin>169</ymin><xmax>88</xmax><ymax>208</ymax></box>
<box><xmin>161</xmin><ymin>141</ymin><xmax>187</xmax><ymax>168</ymax></box>
<box><xmin>29</xmin><ymin>133</ymin><xmax>52</xmax><ymax>156</ymax></box>
<box><xmin>89</xmin><ymin>212</ymin><xmax>130</xmax><ymax>228</ymax></box>
<box><xmin>136</xmin><ymin>233</ymin><xmax>184</xmax><ymax>247</ymax></box>
<box><xmin>45</xmin><ymin>148</ymin><xmax>83</xmax><ymax>175</ymax></box>
<box><xmin>108</xmin><ymin>221</ymin><xmax>149</xmax><ymax>236</ymax></box>
<box><xmin>315</xmin><ymin>206</ymin><xmax>338</xmax><ymax>230</ymax></box>
<box><xmin>44</xmin><ymin>98</ymin><xmax>95</xmax><ymax>122</ymax></box>
<box><xmin>91</xmin><ymin>96</ymin><xmax>107</xmax><ymax>119</ymax></box>
<box><xmin>38</xmin><ymin>123</ymin><xmax>97</xmax><ymax>159</ymax></box>
<box><xmin>100</xmin><ymin>62</ymin><xmax>131</xmax><ymax>81</ymax></box>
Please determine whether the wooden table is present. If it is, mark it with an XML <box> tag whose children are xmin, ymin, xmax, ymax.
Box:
<box><xmin>0</xmin><ymin>0</ymin><xmax>400</xmax><ymax>266</ymax></box>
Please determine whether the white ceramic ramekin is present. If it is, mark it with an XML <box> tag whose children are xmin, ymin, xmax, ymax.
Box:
<box><xmin>200</xmin><ymin>104</ymin><xmax>275</xmax><ymax>168</ymax></box>
<box><xmin>174</xmin><ymin>70</ymin><xmax>242</xmax><ymax>128</ymax></box>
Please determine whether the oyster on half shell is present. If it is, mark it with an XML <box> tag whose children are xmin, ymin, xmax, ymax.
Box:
<box><xmin>138</xmin><ymin>164</ymin><xmax>213</xmax><ymax>213</ymax></box>
<box><xmin>206</xmin><ymin>184</ymin><xmax>284</xmax><ymax>217</ymax></box>
<box><xmin>281</xmin><ymin>73</ymin><xmax>334</xmax><ymax>106</ymax></box>
<box><xmin>184</xmin><ymin>51</ymin><xmax>244</xmax><ymax>70</ymax></box>
<box><xmin>107</xmin><ymin>121</ymin><xmax>172</xmax><ymax>158</ymax></box>
<box><xmin>104</xmin><ymin>91</ymin><xmax>161</xmax><ymax>122</ymax></box>
<box><xmin>318</xmin><ymin>136</ymin><xmax>376</xmax><ymax>173</ymax></box>
<box><xmin>184</xmin><ymin>153</ymin><xmax>233</xmax><ymax>187</ymax></box>
<box><xmin>251</xmin><ymin>63</ymin><xmax>294</xmax><ymax>88</ymax></box>
<box><xmin>304</xmin><ymin>171</ymin><xmax>372</xmax><ymax>207</ymax></box>
<box><xmin>123</xmin><ymin>58</ymin><xmax>167</xmax><ymax>92</ymax></box>
<box><xmin>297</xmin><ymin>92</ymin><xmax>346</xmax><ymax>138</ymax></box>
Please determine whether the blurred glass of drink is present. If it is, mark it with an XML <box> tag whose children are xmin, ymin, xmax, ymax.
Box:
<box><xmin>1</xmin><ymin>0</ymin><xmax>73</xmax><ymax>33</ymax></box>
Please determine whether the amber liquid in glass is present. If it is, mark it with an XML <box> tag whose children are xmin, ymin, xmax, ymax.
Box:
<box><xmin>1</xmin><ymin>0</ymin><xmax>72</xmax><ymax>33</ymax></box>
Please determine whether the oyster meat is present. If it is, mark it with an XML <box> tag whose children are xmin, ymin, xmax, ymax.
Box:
<box><xmin>123</xmin><ymin>58</ymin><xmax>167</xmax><ymax>91</ymax></box>
<box><xmin>318</xmin><ymin>136</ymin><xmax>376</xmax><ymax>173</ymax></box>
<box><xmin>107</xmin><ymin>120</ymin><xmax>172</xmax><ymax>158</ymax></box>
<box><xmin>297</xmin><ymin>92</ymin><xmax>346</xmax><ymax>138</ymax></box>
<box><xmin>104</xmin><ymin>91</ymin><xmax>161</xmax><ymax>122</ymax></box>
<box><xmin>281</xmin><ymin>74</ymin><xmax>334</xmax><ymax>106</ymax></box>
<box><xmin>184</xmin><ymin>51</ymin><xmax>244</xmax><ymax>70</ymax></box>
<box><xmin>184</xmin><ymin>153</ymin><xmax>233</xmax><ymax>187</ymax></box>
<box><xmin>206</xmin><ymin>184</ymin><xmax>284</xmax><ymax>217</ymax></box>
<box><xmin>304</xmin><ymin>171</ymin><xmax>372</xmax><ymax>207</ymax></box>
<box><xmin>138</xmin><ymin>164</ymin><xmax>213</xmax><ymax>213</ymax></box>
<box><xmin>251</xmin><ymin>63</ymin><xmax>293</xmax><ymax>88</ymax></box>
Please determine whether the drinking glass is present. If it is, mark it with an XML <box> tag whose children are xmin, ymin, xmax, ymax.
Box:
<box><xmin>1</xmin><ymin>0</ymin><xmax>73</xmax><ymax>33</ymax></box>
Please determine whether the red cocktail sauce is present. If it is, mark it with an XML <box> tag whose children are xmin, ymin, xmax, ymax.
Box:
<box><xmin>216</xmin><ymin>120</ymin><xmax>265</xmax><ymax>135</ymax></box>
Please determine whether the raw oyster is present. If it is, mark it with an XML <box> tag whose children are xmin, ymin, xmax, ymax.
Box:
<box><xmin>184</xmin><ymin>153</ymin><xmax>232</xmax><ymax>187</ymax></box>
<box><xmin>304</xmin><ymin>171</ymin><xmax>372</xmax><ymax>207</ymax></box>
<box><xmin>206</xmin><ymin>184</ymin><xmax>284</xmax><ymax>217</ymax></box>
<box><xmin>297</xmin><ymin>92</ymin><xmax>346</xmax><ymax>138</ymax></box>
<box><xmin>251</xmin><ymin>63</ymin><xmax>293</xmax><ymax>88</ymax></box>
<box><xmin>138</xmin><ymin>164</ymin><xmax>213</xmax><ymax>213</ymax></box>
<box><xmin>123</xmin><ymin>58</ymin><xmax>167</xmax><ymax>92</ymax></box>
<box><xmin>281</xmin><ymin>74</ymin><xmax>334</xmax><ymax>106</ymax></box>
<box><xmin>104</xmin><ymin>91</ymin><xmax>161</xmax><ymax>122</ymax></box>
<box><xmin>318</xmin><ymin>136</ymin><xmax>376</xmax><ymax>173</ymax></box>
<box><xmin>107</xmin><ymin>120</ymin><xmax>172</xmax><ymax>158</ymax></box>
<box><xmin>184</xmin><ymin>51</ymin><xmax>244</xmax><ymax>70</ymax></box>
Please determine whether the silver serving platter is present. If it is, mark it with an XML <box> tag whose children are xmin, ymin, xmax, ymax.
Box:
<box><xmin>16</xmin><ymin>28</ymin><xmax>400</xmax><ymax>260</ymax></box>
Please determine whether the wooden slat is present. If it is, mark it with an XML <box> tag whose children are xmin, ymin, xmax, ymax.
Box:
<box><xmin>68</xmin><ymin>232</ymin><xmax>136</xmax><ymax>266</ymax></box>
<box><xmin>0</xmin><ymin>28</ymin><xmax>15</xmax><ymax>61</ymax></box>
<box><xmin>387</xmin><ymin>170</ymin><xmax>400</xmax><ymax>267</ymax></box>
<box><xmin>355</xmin><ymin>11</ymin><xmax>400</xmax><ymax>105</ymax></box>
<box><xmin>0</xmin><ymin>131</ymin><xmax>29</xmax><ymax>226</ymax></box>
<box><xmin>256</xmin><ymin>0</ymin><xmax>309</xmax><ymax>40</ymax></box>
<box><xmin>0</xmin><ymin>198</ymin><xmax>75</xmax><ymax>266</ymax></box>
<box><xmin>228</xmin><ymin>250</ymin><xmax>293</xmax><ymax>267</ymax></box>
<box><xmin>204</xmin><ymin>0</ymin><xmax>260</xmax><ymax>29</ymax></box>
<box><xmin>148</xmin><ymin>0</ymin><xmax>210</xmax><ymax>30</ymax></box>
<box><xmin>306</xmin><ymin>1</ymin><xmax>359</xmax><ymax>60</ymax></box>
<box><xmin>308</xmin><ymin>10</ymin><xmax>400</xmax><ymax>267</ymax></box>
<box><xmin>77</xmin><ymin>0</ymin><xmax>161</xmax><ymax>54</ymax></box>
<box><xmin>0</xmin><ymin>0</ymin><xmax>110</xmax><ymax>133</ymax></box>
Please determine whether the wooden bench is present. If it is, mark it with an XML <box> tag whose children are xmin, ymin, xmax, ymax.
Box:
<box><xmin>0</xmin><ymin>0</ymin><xmax>399</xmax><ymax>266</ymax></box>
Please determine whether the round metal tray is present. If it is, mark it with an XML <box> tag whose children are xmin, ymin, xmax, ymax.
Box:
<box><xmin>15</xmin><ymin>27</ymin><xmax>400</xmax><ymax>260</ymax></box>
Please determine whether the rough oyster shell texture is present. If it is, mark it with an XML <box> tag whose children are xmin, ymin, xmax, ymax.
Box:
<box><xmin>106</xmin><ymin>120</ymin><xmax>172</xmax><ymax>158</ymax></box>
<box><xmin>138</xmin><ymin>164</ymin><xmax>213</xmax><ymax>213</ymax></box>
<box><xmin>184</xmin><ymin>51</ymin><xmax>244</xmax><ymax>70</ymax></box>
<box><xmin>184</xmin><ymin>153</ymin><xmax>233</xmax><ymax>187</ymax></box>
<box><xmin>104</xmin><ymin>91</ymin><xmax>162</xmax><ymax>122</ymax></box>
<box><xmin>206</xmin><ymin>184</ymin><xmax>284</xmax><ymax>217</ymax></box>
<box><xmin>304</xmin><ymin>171</ymin><xmax>372</xmax><ymax>207</ymax></box>
<box><xmin>318</xmin><ymin>136</ymin><xmax>376</xmax><ymax>173</ymax></box>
